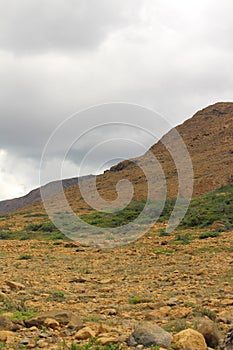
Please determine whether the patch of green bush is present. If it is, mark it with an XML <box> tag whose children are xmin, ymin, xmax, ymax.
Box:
<box><xmin>198</xmin><ymin>231</ymin><xmax>220</xmax><ymax>239</ymax></box>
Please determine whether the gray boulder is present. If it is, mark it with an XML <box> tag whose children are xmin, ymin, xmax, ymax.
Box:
<box><xmin>127</xmin><ymin>322</ymin><xmax>172</xmax><ymax>347</ymax></box>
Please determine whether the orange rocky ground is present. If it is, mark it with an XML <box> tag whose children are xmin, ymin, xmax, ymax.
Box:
<box><xmin>0</xmin><ymin>227</ymin><xmax>232</xmax><ymax>349</ymax></box>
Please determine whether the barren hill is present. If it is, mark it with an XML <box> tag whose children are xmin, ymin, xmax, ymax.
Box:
<box><xmin>0</xmin><ymin>175</ymin><xmax>93</xmax><ymax>216</ymax></box>
<box><xmin>0</xmin><ymin>102</ymin><xmax>232</xmax><ymax>220</ymax></box>
<box><xmin>88</xmin><ymin>101</ymin><xmax>233</xmax><ymax>203</ymax></box>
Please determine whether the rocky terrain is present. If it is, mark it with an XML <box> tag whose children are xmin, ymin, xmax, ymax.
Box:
<box><xmin>0</xmin><ymin>225</ymin><xmax>233</xmax><ymax>349</ymax></box>
<box><xmin>0</xmin><ymin>176</ymin><xmax>94</xmax><ymax>216</ymax></box>
<box><xmin>0</xmin><ymin>102</ymin><xmax>232</xmax><ymax>349</ymax></box>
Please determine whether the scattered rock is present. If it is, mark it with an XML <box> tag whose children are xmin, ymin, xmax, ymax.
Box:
<box><xmin>69</xmin><ymin>277</ymin><xmax>88</xmax><ymax>283</ymax></box>
<box><xmin>167</xmin><ymin>297</ymin><xmax>178</xmax><ymax>306</ymax></box>
<box><xmin>39</xmin><ymin>331</ymin><xmax>51</xmax><ymax>338</ymax></box>
<box><xmin>197</xmin><ymin>318</ymin><xmax>220</xmax><ymax>348</ymax></box>
<box><xmin>75</xmin><ymin>326</ymin><xmax>96</xmax><ymax>340</ymax></box>
<box><xmin>44</xmin><ymin>317</ymin><xmax>60</xmax><ymax>329</ymax></box>
<box><xmin>217</xmin><ymin>311</ymin><xmax>233</xmax><ymax>324</ymax></box>
<box><xmin>98</xmin><ymin>323</ymin><xmax>118</xmax><ymax>335</ymax></box>
<box><xmin>19</xmin><ymin>338</ymin><xmax>30</xmax><ymax>345</ymax></box>
<box><xmin>25</xmin><ymin>310</ymin><xmax>82</xmax><ymax>330</ymax></box>
<box><xmin>221</xmin><ymin>326</ymin><xmax>233</xmax><ymax>350</ymax></box>
<box><xmin>64</xmin><ymin>242</ymin><xmax>81</xmax><ymax>248</ymax></box>
<box><xmin>127</xmin><ymin>322</ymin><xmax>172</xmax><ymax>347</ymax></box>
<box><xmin>76</xmin><ymin>247</ymin><xmax>86</xmax><ymax>252</ymax></box>
<box><xmin>0</xmin><ymin>316</ymin><xmax>14</xmax><ymax>331</ymax></box>
<box><xmin>37</xmin><ymin>339</ymin><xmax>49</xmax><ymax>348</ymax></box>
<box><xmin>101</xmin><ymin>308</ymin><xmax>117</xmax><ymax>316</ymax></box>
<box><xmin>146</xmin><ymin>306</ymin><xmax>171</xmax><ymax>321</ymax></box>
<box><xmin>222</xmin><ymin>299</ymin><xmax>233</xmax><ymax>306</ymax></box>
<box><xmin>98</xmin><ymin>336</ymin><xmax>119</xmax><ymax>345</ymax></box>
<box><xmin>173</xmin><ymin>328</ymin><xmax>207</xmax><ymax>350</ymax></box>
<box><xmin>99</xmin><ymin>279</ymin><xmax>113</xmax><ymax>284</ymax></box>
<box><xmin>6</xmin><ymin>280</ymin><xmax>25</xmax><ymax>291</ymax></box>
<box><xmin>0</xmin><ymin>291</ymin><xmax>8</xmax><ymax>300</ymax></box>
<box><xmin>0</xmin><ymin>330</ymin><xmax>15</xmax><ymax>342</ymax></box>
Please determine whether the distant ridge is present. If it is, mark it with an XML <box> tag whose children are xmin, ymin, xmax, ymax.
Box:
<box><xmin>0</xmin><ymin>175</ymin><xmax>93</xmax><ymax>216</ymax></box>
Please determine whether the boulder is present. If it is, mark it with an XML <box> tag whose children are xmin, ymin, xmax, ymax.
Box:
<box><xmin>221</xmin><ymin>326</ymin><xmax>233</xmax><ymax>350</ymax></box>
<box><xmin>173</xmin><ymin>328</ymin><xmax>207</xmax><ymax>350</ymax></box>
<box><xmin>75</xmin><ymin>327</ymin><xmax>96</xmax><ymax>340</ymax></box>
<box><xmin>25</xmin><ymin>310</ymin><xmax>82</xmax><ymax>330</ymax></box>
<box><xmin>127</xmin><ymin>322</ymin><xmax>172</xmax><ymax>347</ymax></box>
<box><xmin>197</xmin><ymin>318</ymin><xmax>220</xmax><ymax>348</ymax></box>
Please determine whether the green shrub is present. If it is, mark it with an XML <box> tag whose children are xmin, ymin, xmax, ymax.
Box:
<box><xmin>173</xmin><ymin>233</ymin><xmax>192</xmax><ymax>245</ymax></box>
<box><xmin>193</xmin><ymin>306</ymin><xmax>216</xmax><ymax>320</ymax></box>
<box><xmin>0</xmin><ymin>232</ymin><xmax>11</xmax><ymax>240</ymax></box>
<box><xmin>198</xmin><ymin>231</ymin><xmax>220</xmax><ymax>239</ymax></box>
<box><xmin>180</xmin><ymin>185</ymin><xmax>233</xmax><ymax>230</ymax></box>
<box><xmin>159</xmin><ymin>229</ymin><xmax>170</xmax><ymax>236</ymax></box>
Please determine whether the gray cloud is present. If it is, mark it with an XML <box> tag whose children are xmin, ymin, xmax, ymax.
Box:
<box><xmin>0</xmin><ymin>0</ymin><xmax>142</xmax><ymax>53</ymax></box>
<box><xmin>0</xmin><ymin>0</ymin><xmax>233</xmax><ymax>199</ymax></box>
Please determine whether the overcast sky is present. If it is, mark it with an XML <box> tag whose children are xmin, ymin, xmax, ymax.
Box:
<box><xmin>0</xmin><ymin>0</ymin><xmax>233</xmax><ymax>200</ymax></box>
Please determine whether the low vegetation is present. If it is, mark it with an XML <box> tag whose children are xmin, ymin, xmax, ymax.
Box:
<box><xmin>80</xmin><ymin>184</ymin><xmax>233</xmax><ymax>232</ymax></box>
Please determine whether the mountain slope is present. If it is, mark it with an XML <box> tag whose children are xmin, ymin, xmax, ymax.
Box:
<box><xmin>0</xmin><ymin>102</ymin><xmax>232</xmax><ymax>227</ymax></box>
<box><xmin>0</xmin><ymin>175</ymin><xmax>93</xmax><ymax>216</ymax></box>
<box><xmin>90</xmin><ymin>101</ymin><xmax>233</xmax><ymax>202</ymax></box>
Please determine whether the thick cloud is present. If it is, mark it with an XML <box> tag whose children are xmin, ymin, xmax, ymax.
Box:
<box><xmin>0</xmin><ymin>0</ymin><xmax>142</xmax><ymax>53</ymax></box>
<box><xmin>0</xmin><ymin>0</ymin><xmax>233</xmax><ymax>199</ymax></box>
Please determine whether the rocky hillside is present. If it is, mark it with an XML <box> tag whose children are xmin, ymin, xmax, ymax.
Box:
<box><xmin>0</xmin><ymin>102</ymin><xmax>232</xmax><ymax>221</ymax></box>
<box><xmin>0</xmin><ymin>175</ymin><xmax>93</xmax><ymax>216</ymax></box>
<box><xmin>99</xmin><ymin>101</ymin><xmax>233</xmax><ymax>199</ymax></box>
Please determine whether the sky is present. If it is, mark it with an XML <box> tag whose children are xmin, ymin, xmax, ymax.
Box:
<box><xmin>0</xmin><ymin>0</ymin><xmax>233</xmax><ymax>200</ymax></box>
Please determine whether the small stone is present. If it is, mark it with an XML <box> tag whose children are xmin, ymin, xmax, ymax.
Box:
<box><xmin>0</xmin><ymin>330</ymin><xmax>15</xmax><ymax>342</ymax></box>
<box><xmin>39</xmin><ymin>332</ymin><xmax>51</xmax><ymax>338</ymax></box>
<box><xmin>98</xmin><ymin>323</ymin><xmax>117</xmax><ymax>334</ymax></box>
<box><xmin>222</xmin><ymin>299</ymin><xmax>233</xmax><ymax>306</ymax></box>
<box><xmin>217</xmin><ymin>311</ymin><xmax>233</xmax><ymax>324</ymax></box>
<box><xmin>173</xmin><ymin>328</ymin><xmax>207</xmax><ymax>350</ymax></box>
<box><xmin>100</xmin><ymin>279</ymin><xmax>113</xmax><ymax>284</ymax></box>
<box><xmin>44</xmin><ymin>318</ymin><xmax>60</xmax><ymax>329</ymax></box>
<box><xmin>167</xmin><ymin>297</ymin><xmax>178</xmax><ymax>306</ymax></box>
<box><xmin>146</xmin><ymin>306</ymin><xmax>171</xmax><ymax>320</ymax></box>
<box><xmin>102</xmin><ymin>308</ymin><xmax>117</xmax><ymax>316</ymax></box>
<box><xmin>19</xmin><ymin>338</ymin><xmax>30</xmax><ymax>345</ymax></box>
<box><xmin>75</xmin><ymin>327</ymin><xmax>96</xmax><ymax>340</ymax></box>
<box><xmin>0</xmin><ymin>292</ymin><xmax>8</xmax><ymax>300</ymax></box>
<box><xmin>98</xmin><ymin>336</ymin><xmax>119</xmax><ymax>345</ymax></box>
<box><xmin>0</xmin><ymin>316</ymin><xmax>14</xmax><ymax>331</ymax></box>
<box><xmin>37</xmin><ymin>339</ymin><xmax>49</xmax><ymax>348</ymax></box>
<box><xmin>6</xmin><ymin>280</ymin><xmax>25</xmax><ymax>291</ymax></box>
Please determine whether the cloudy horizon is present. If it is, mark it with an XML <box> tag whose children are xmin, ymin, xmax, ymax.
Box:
<box><xmin>0</xmin><ymin>0</ymin><xmax>233</xmax><ymax>200</ymax></box>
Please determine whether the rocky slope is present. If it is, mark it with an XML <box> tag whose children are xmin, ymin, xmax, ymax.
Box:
<box><xmin>0</xmin><ymin>175</ymin><xmax>93</xmax><ymax>216</ymax></box>
<box><xmin>0</xmin><ymin>226</ymin><xmax>232</xmax><ymax>349</ymax></box>
<box><xmin>0</xmin><ymin>102</ymin><xmax>232</xmax><ymax>348</ymax></box>
<box><xmin>98</xmin><ymin>101</ymin><xmax>233</xmax><ymax>199</ymax></box>
<box><xmin>0</xmin><ymin>102</ymin><xmax>232</xmax><ymax>233</ymax></box>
